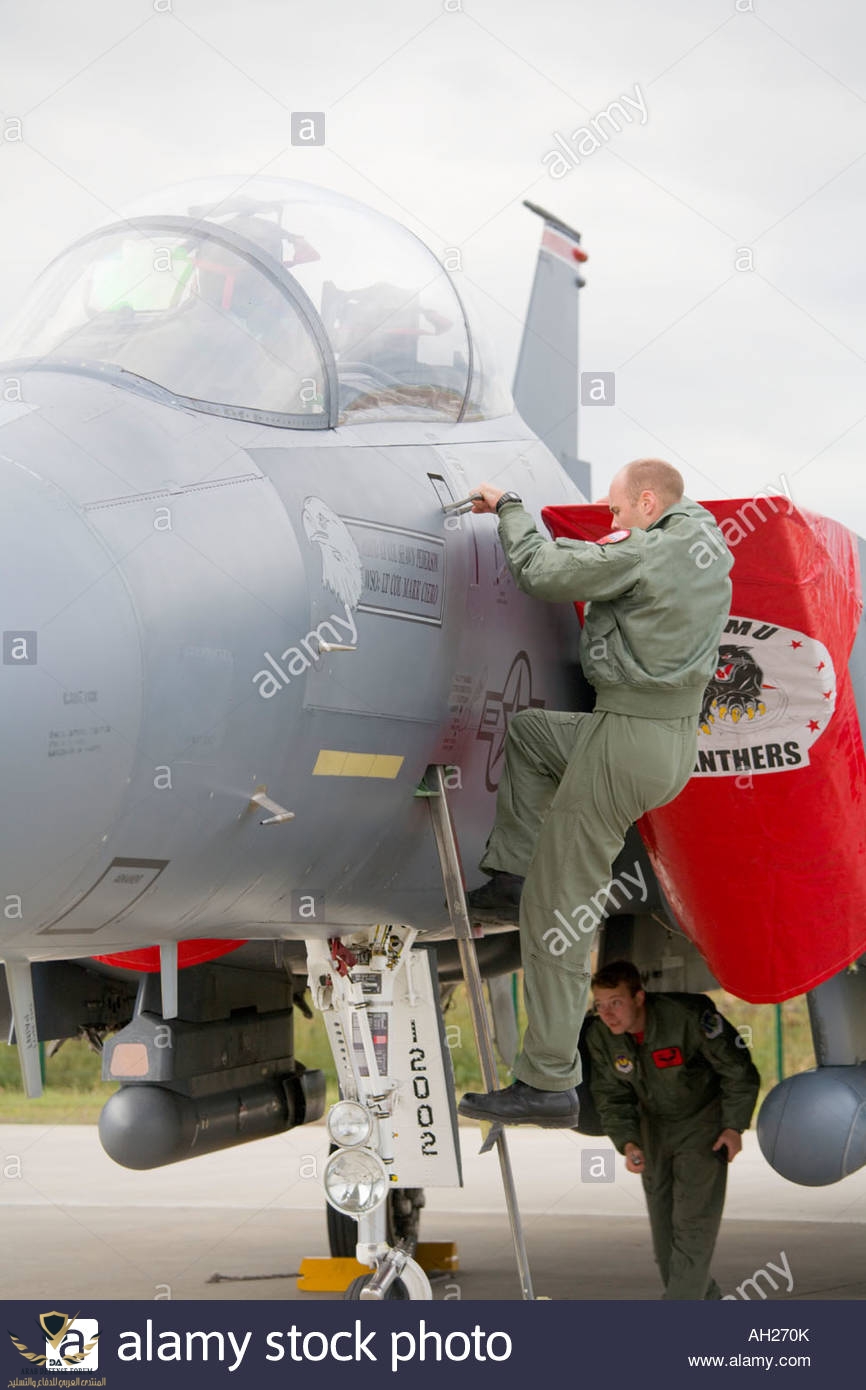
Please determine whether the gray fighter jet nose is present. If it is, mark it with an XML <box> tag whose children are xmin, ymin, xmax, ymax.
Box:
<box><xmin>0</xmin><ymin>453</ymin><xmax>143</xmax><ymax>937</ymax></box>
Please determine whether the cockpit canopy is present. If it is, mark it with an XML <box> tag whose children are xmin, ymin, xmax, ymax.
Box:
<box><xmin>1</xmin><ymin>178</ymin><xmax>513</xmax><ymax>427</ymax></box>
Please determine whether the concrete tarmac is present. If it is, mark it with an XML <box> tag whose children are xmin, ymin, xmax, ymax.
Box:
<box><xmin>2</xmin><ymin>1122</ymin><xmax>865</xmax><ymax>1301</ymax></box>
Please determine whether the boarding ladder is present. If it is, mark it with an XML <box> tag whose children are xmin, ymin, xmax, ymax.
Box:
<box><xmin>424</xmin><ymin>763</ymin><xmax>535</xmax><ymax>1300</ymax></box>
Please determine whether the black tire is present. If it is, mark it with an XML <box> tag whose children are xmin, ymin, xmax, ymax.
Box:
<box><xmin>344</xmin><ymin>1274</ymin><xmax>410</xmax><ymax>1300</ymax></box>
<box><xmin>388</xmin><ymin>1187</ymin><xmax>425</xmax><ymax>1246</ymax></box>
<box><xmin>326</xmin><ymin>1200</ymin><xmax>358</xmax><ymax>1258</ymax></box>
<box><xmin>326</xmin><ymin>1187</ymin><xmax>425</xmax><ymax>1256</ymax></box>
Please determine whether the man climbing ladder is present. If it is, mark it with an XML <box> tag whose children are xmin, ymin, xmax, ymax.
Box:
<box><xmin>458</xmin><ymin>459</ymin><xmax>733</xmax><ymax>1128</ymax></box>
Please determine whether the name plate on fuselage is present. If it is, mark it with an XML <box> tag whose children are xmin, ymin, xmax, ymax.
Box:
<box><xmin>345</xmin><ymin>520</ymin><xmax>445</xmax><ymax>626</ymax></box>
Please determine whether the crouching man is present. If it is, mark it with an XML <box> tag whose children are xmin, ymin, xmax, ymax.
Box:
<box><xmin>587</xmin><ymin>959</ymin><xmax>760</xmax><ymax>1300</ymax></box>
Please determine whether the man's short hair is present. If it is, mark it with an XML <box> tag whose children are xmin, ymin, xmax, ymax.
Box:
<box><xmin>591</xmin><ymin>959</ymin><xmax>644</xmax><ymax>996</ymax></box>
<box><xmin>623</xmin><ymin>458</ymin><xmax>684</xmax><ymax>509</ymax></box>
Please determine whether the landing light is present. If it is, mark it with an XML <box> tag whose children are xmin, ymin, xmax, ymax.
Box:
<box><xmin>326</xmin><ymin>1099</ymin><xmax>373</xmax><ymax>1148</ymax></box>
<box><xmin>323</xmin><ymin>1147</ymin><xmax>388</xmax><ymax>1216</ymax></box>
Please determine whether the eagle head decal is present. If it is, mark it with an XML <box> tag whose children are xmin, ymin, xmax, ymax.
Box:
<box><xmin>301</xmin><ymin>495</ymin><xmax>363</xmax><ymax>611</ymax></box>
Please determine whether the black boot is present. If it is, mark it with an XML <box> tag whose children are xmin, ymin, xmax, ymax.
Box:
<box><xmin>465</xmin><ymin>871</ymin><xmax>524</xmax><ymax>922</ymax></box>
<box><xmin>458</xmin><ymin>1079</ymin><xmax>580</xmax><ymax>1129</ymax></box>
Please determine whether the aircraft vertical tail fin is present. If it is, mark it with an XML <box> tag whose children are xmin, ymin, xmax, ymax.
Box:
<box><xmin>513</xmin><ymin>201</ymin><xmax>590</xmax><ymax>496</ymax></box>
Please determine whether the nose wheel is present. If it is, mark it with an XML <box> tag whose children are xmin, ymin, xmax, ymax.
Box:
<box><xmin>327</xmin><ymin>1182</ymin><xmax>425</xmax><ymax>1258</ymax></box>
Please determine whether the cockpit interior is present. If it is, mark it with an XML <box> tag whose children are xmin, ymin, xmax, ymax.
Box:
<box><xmin>0</xmin><ymin>178</ymin><xmax>513</xmax><ymax>428</ymax></box>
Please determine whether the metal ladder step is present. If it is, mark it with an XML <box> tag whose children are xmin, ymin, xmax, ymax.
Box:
<box><xmin>424</xmin><ymin>763</ymin><xmax>535</xmax><ymax>1301</ymax></box>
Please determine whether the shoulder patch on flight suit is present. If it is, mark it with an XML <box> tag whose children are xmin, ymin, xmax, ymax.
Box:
<box><xmin>701</xmin><ymin>1009</ymin><xmax>724</xmax><ymax>1039</ymax></box>
<box><xmin>614</xmin><ymin>1053</ymin><xmax>634</xmax><ymax>1075</ymax></box>
<box><xmin>597</xmin><ymin>528</ymin><xmax>632</xmax><ymax>545</ymax></box>
<box><xmin>652</xmin><ymin>1045</ymin><xmax>684</xmax><ymax>1069</ymax></box>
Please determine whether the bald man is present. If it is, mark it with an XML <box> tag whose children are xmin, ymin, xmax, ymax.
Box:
<box><xmin>459</xmin><ymin>460</ymin><xmax>733</xmax><ymax>1128</ymax></box>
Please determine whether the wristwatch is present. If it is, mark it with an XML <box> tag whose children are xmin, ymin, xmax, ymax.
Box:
<box><xmin>495</xmin><ymin>491</ymin><xmax>523</xmax><ymax>513</ymax></box>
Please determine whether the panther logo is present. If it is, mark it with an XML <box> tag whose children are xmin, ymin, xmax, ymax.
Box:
<box><xmin>699</xmin><ymin>645</ymin><xmax>768</xmax><ymax>734</ymax></box>
<box><xmin>692</xmin><ymin>617</ymin><xmax>836</xmax><ymax>777</ymax></box>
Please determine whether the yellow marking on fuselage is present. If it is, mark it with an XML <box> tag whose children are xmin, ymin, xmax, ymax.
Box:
<box><xmin>312</xmin><ymin>750</ymin><xmax>404</xmax><ymax>779</ymax></box>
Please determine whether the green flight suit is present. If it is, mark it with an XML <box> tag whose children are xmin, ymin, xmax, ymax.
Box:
<box><xmin>481</xmin><ymin>498</ymin><xmax>733</xmax><ymax>1092</ymax></box>
<box><xmin>586</xmin><ymin>993</ymin><xmax>760</xmax><ymax>1299</ymax></box>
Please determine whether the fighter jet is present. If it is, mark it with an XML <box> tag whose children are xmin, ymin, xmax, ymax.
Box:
<box><xmin>0</xmin><ymin>177</ymin><xmax>595</xmax><ymax>1294</ymax></box>
<box><xmin>1</xmin><ymin>178</ymin><xmax>865</xmax><ymax>1300</ymax></box>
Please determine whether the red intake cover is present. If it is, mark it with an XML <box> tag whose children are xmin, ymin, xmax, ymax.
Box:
<box><xmin>542</xmin><ymin>500</ymin><xmax>865</xmax><ymax>1002</ymax></box>
<box><xmin>94</xmin><ymin>940</ymin><xmax>245</xmax><ymax>972</ymax></box>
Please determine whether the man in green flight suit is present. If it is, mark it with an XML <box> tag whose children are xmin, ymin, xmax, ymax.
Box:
<box><xmin>458</xmin><ymin>459</ymin><xmax>732</xmax><ymax>1128</ymax></box>
<box><xmin>587</xmin><ymin>959</ymin><xmax>760</xmax><ymax>1300</ymax></box>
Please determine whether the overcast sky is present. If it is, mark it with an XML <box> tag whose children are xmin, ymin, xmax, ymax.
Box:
<box><xmin>1</xmin><ymin>0</ymin><xmax>864</xmax><ymax>530</ymax></box>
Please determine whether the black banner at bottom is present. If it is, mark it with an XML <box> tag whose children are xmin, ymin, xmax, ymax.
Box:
<box><xmin>1</xmin><ymin>1300</ymin><xmax>858</xmax><ymax>1388</ymax></box>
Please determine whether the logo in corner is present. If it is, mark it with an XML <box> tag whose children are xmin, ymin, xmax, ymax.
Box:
<box><xmin>9</xmin><ymin>1310</ymin><xmax>99</xmax><ymax>1370</ymax></box>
